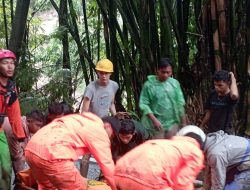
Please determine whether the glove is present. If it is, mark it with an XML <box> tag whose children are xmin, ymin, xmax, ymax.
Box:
<box><xmin>8</xmin><ymin>90</ymin><xmax>17</xmax><ymax>106</ymax></box>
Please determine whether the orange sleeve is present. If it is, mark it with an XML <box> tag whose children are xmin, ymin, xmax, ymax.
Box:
<box><xmin>173</xmin><ymin>148</ymin><xmax>204</xmax><ymax>190</ymax></box>
<box><xmin>6</xmin><ymin>98</ymin><xmax>26</xmax><ymax>139</ymax></box>
<box><xmin>87</xmin><ymin>128</ymin><xmax>117</xmax><ymax>190</ymax></box>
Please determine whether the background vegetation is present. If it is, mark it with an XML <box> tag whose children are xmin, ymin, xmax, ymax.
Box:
<box><xmin>0</xmin><ymin>0</ymin><xmax>249</xmax><ymax>134</ymax></box>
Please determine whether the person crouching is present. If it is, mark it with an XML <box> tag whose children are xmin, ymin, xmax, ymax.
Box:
<box><xmin>25</xmin><ymin>113</ymin><xmax>117</xmax><ymax>190</ymax></box>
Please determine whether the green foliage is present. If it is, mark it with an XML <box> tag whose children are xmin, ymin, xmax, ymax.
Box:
<box><xmin>1</xmin><ymin>0</ymin><xmax>248</xmax><ymax>131</ymax></box>
<box><xmin>19</xmin><ymin>93</ymin><xmax>47</xmax><ymax>115</ymax></box>
<box><xmin>15</xmin><ymin>60</ymin><xmax>40</xmax><ymax>92</ymax></box>
<box><xmin>51</xmin><ymin>26</ymin><xmax>69</xmax><ymax>39</ymax></box>
<box><xmin>0</xmin><ymin>0</ymin><xmax>13</xmax><ymax>47</ymax></box>
<box><xmin>43</xmin><ymin>68</ymin><xmax>73</xmax><ymax>103</ymax></box>
<box><xmin>30</xmin><ymin>0</ymin><xmax>55</xmax><ymax>12</ymax></box>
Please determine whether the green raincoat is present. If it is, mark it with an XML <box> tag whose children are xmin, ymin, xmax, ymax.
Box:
<box><xmin>0</xmin><ymin>131</ymin><xmax>11</xmax><ymax>189</ymax></box>
<box><xmin>139</xmin><ymin>75</ymin><xmax>185</xmax><ymax>135</ymax></box>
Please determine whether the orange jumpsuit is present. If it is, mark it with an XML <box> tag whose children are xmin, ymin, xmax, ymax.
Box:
<box><xmin>0</xmin><ymin>82</ymin><xmax>25</xmax><ymax>139</ymax></box>
<box><xmin>25</xmin><ymin>113</ymin><xmax>117</xmax><ymax>190</ymax></box>
<box><xmin>114</xmin><ymin>136</ymin><xmax>204</xmax><ymax>190</ymax></box>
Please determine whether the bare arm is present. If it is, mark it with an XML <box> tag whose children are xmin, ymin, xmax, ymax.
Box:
<box><xmin>180</xmin><ymin>114</ymin><xmax>187</xmax><ymax>127</ymax></box>
<box><xmin>7</xmin><ymin>98</ymin><xmax>26</xmax><ymax>139</ymax></box>
<box><xmin>81</xmin><ymin>97</ymin><xmax>91</xmax><ymax>113</ymax></box>
<box><xmin>109</xmin><ymin>96</ymin><xmax>116</xmax><ymax>116</ymax></box>
<box><xmin>147</xmin><ymin>113</ymin><xmax>163</xmax><ymax>131</ymax></box>
<box><xmin>201</xmin><ymin>110</ymin><xmax>211</xmax><ymax>130</ymax></box>
<box><xmin>229</xmin><ymin>72</ymin><xmax>239</xmax><ymax>100</ymax></box>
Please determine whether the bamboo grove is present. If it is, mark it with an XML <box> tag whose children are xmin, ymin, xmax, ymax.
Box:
<box><xmin>1</xmin><ymin>0</ymin><xmax>250</xmax><ymax>134</ymax></box>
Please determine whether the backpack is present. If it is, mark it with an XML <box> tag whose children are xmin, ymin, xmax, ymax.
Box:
<box><xmin>0</xmin><ymin>80</ymin><xmax>17</xmax><ymax>113</ymax></box>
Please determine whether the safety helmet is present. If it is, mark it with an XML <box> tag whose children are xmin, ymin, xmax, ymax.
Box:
<box><xmin>177</xmin><ymin>125</ymin><xmax>206</xmax><ymax>144</ymax></box>
<box><xmin>95</xmin><ymin>59</ymin><xmax>113</xmax><ymax>73</ymax></box>
<box><xmin>0</xmin><ymin>49</ymin><xmax>16</xmax><ymax>60</ymax></box>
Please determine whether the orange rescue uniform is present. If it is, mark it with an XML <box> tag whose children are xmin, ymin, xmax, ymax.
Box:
<box><xmin>0</xmin><ymin>83</ymin><xmax>25</xmax><ymax>139</ymax></box>
<box><xmin>114</xmin><ymin>136</ymin><xmax>204</xmax><ymax>190</ymax></box>
<box><xmin>25</xmin><ymin>113</ymin><xmax>117</xmax><ymax>190</ymax></box>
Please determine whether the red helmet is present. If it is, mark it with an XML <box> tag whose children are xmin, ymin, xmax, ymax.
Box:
<box><xmin>0</xmin><ymin>49</ymin><xmax>16</xmax><ymax>60</ymax></box>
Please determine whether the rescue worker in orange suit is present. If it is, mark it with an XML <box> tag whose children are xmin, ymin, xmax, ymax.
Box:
<box><xmin>0</xmin><ymin>49</ymin><xmax>26</xmax><ymax>189</ymax></box>
<box><xmin>25</xmin><ymin>113</ymin><xmax>117</xmax><ymax>190</ymax></box>
<box><xmin>114</xmin><ymin>125</ymin><xmax>205</xmax><ymax>190</ymax></box>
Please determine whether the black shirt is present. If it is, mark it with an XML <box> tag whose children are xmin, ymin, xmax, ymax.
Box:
<box><xmin>205</xmin><ymin>90</ymin><xmax>238</xmax><ymax>134</ymax></box>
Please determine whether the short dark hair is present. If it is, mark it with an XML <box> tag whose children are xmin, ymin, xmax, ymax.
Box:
<box><xmin>48</xmin><ymin>102</ymin><xmax>64</xmax><ymax>115</ymax></box>
<box><xmin>102</xmin><ymin>116</ymin><xmax>121</xmax><ymax>134</ymax></box>
<box><xmin>119</xmin><ymin>119</ymin><xmax>135</xmax><ymax>135</ymax></box>
<box><xmin>213</xmin><ymin>70</ymin><xmax>230</xmax><ymax>82</ymax></box>
<box><xmin>158</xmin><ymin>58</ymin><xmax>172</xmax><ymax>69</ymax></box>
<box><xmin>26</xmin><ymin>110</ymin><xmax>45</xmax><ymax>123</ymax></box>
<box><xmin>60</xmin><ymin>102</ymin><xmax>74</xmax><ymax>115</ymax></box>
<box><xmin>184</xmin><ymin>132</ymin><xmax>204</xmax><ymax>149</ymax></box>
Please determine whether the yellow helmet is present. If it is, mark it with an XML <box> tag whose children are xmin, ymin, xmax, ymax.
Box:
<box><xmin>95</xmin><ymin>59</ymin><xmax>113</xmax><ymax>73</ymax></box>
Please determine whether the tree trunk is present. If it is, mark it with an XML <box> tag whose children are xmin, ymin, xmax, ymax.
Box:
<box><xmin>10</xmin><ymin>0</ymin><xmax>14</xmax><ymax>23</ymax></box>
<box><xmin>82</xmin><ymin>0</ymin><xmax>94</xmax><ymax>81</ymax></box>
<box><xmin>2</xmin><ymin>0</ymin><xmax>9</xmax><ymax>48</ymax></box>
<box><xmin>245</xmin><ymin>0</ymin><xmax>250</xmax><ymax>134</ymax></box>
<box><xmin>211</xmin><ymin>0</ymin><xmax>222</xmax><ymax>71</ymax></box>
<box><xmin>8</xmin><ymin>0</ymin><xmax>30</xmax><ymax>61</ymax></box>
<box><xmin>50</xmin><ymin>0</ymin><xmax>93</xmax><ymax>85</ymax></box>
<box><xmin>59</xmin><ymin>0</ymin><xmax>72</xmax><ymax>98</ymax></box>
<box><xmin>159</xmin><ymin>0</ymin><xmax>174</xmax><ymax>58</ymax></box>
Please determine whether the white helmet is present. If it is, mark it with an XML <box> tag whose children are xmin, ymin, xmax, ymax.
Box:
<box><xmin>177</xmin><ymin>125</ymin><xmax>206</xmax><ymax>144</ymax></box>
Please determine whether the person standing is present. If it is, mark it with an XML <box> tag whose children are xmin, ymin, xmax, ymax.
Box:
<box><xmin>0</xmin><ymin>49</ymin><xmax>26</xmax><ymax>189</ymax></box>
<box><xmin>3</xmin><ymin>110</ymin><xmax>45</xmax><ymax>188</ymax></box>
<box><xmin>25</xmin><ymin>113</ymin><xmax>117</xmax><ymax>190</ymax></box>
<box><xmin>139</xmin><ymin>58</ymin><xmax>186</xmax><ymax>138</ymax></box>
<box><xmin>80</xmin><ymin>58</ymin><xmax>119</xmax><ymax>177</ymax></box>
<box><xmin>201</xmin><ymin>70</ymin><xmax>239</xmax><ymax>134</ymax></box>
<box><xmin>81</xmin><ymin>58</ymin><xmax>118</xmax><ymax>118</ymax></box>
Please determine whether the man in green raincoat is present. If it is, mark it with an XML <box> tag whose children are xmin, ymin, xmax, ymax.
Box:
<box><xmin>139</xmin><ymin>58</ymin><xmax>186</xmax><ymax>138</ymax></box>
